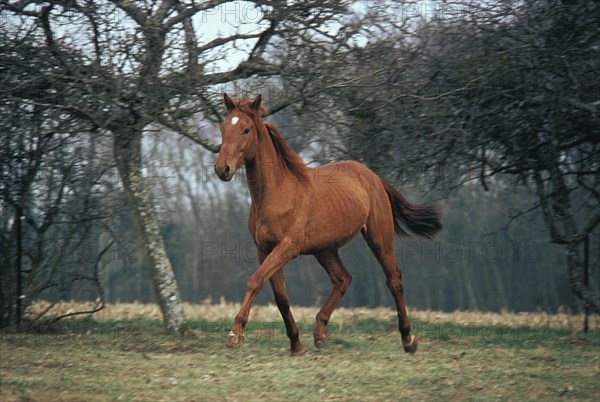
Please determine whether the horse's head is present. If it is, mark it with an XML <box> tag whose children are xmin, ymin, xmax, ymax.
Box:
<box><xmin>214</xmin><ymin>93</ymin><xmax>263</xmax><ymax>181</ymax></box>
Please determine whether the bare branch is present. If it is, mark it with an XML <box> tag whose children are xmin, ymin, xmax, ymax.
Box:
<box><xmin>157</xmin><ymin>115</ymin><xmax>221</xmax><ymax>153</ymax></box>
<box><xmin>197</xmin><ymin>32</ymin><xmax>264</xmax><ymax>54</ymax></box>
<box><xmin>164</xmin><ymin>0</ymin><xmax>232</xmax><ymax>29</ymax></box>
<box><xmin>108</xmin><ymin>0</ymin><xmax>147</xmax><ymax>26</ymax></box>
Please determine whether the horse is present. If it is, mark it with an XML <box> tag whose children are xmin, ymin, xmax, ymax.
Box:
<box><xmin>214</xmin><ymin>93</ymin><xmax>442</xmax><ymax>355</ymax></box>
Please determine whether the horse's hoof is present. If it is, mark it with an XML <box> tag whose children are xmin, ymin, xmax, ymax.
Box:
<box><xmin>403</xmin><ymin>334</ymin><xmax>418</xmax><ymax>354</ymax></box>
<box><xmin>226</xmin><ymin>331</ymin><xmax>244</xmax><ymax>348</ymax></box>
<box><xmin>314</xmin><ymin>334</ymin><xmax>327</xmax><ymax>348</ymax></box>
<box><xmin>291</xmin><ymin>344</ymin><xmax>306</xmax><ymax>356</ymax></box>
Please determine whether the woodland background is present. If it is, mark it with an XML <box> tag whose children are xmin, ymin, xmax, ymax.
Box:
<box><xmin>1</xmin><ymin>0</ymin><xmax>598</xmax><ymax>329</ymax></box>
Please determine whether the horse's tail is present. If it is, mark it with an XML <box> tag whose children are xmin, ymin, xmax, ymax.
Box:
<box><xmin>380</xmin><ymin>178</ymin><xmax>442</xmax><ymax>239</ymax></box>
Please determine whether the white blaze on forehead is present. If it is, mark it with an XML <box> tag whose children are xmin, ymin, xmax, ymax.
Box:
<box><xmin>230</xmin><ymin>116</ymin><xmax>239</xmax><ymax>126</ymax></box>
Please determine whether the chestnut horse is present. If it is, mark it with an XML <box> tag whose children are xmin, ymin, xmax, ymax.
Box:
<box><xmin>214</xmin><ymin>94</ymin><xmax>442</xmax><ymax>355</ymax></box>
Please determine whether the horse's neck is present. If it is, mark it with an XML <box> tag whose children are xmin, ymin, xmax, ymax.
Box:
<box><xmin>245</xmin><ymin>122</ymin><xmax>288</xmax><ymax>206</ymax></box>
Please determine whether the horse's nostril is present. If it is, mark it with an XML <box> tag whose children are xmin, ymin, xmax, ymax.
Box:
<box><xmin>215</xmin><ymin>163</ymin><xmax>232</xmax><ymax>180</ymax></box>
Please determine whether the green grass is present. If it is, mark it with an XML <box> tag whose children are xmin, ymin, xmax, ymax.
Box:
<box><xmin>1</xmin><ymin>317</ymin><xmax>598</xmax><ymax>401</ymax></box>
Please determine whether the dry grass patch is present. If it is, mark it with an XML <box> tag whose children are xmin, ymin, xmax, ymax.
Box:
<box><xmin>26</xmin><ymin>300</ymin><xmax>600</xmax><ymax>331</ymax></box>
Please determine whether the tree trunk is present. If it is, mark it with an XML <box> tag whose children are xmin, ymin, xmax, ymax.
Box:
<box><xmin>113</xmin><ymin>129</ymin><xmax>187</xmax><ymax>335</ymax></box>
<box><xmin>535</xmin><ymin>169</ymin><xmax>600</xmax><ymax>314</ymax></box>
<box><xmin>565</xmin><ymin>243</ymin><xmax>599</xmax><ymax>313</ymax></box>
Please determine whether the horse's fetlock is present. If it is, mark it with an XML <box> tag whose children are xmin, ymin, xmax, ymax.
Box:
<box><xmin>316</xmin><ymin>312</ymin><xmax>329</xmax><ymax>326</ymax></box>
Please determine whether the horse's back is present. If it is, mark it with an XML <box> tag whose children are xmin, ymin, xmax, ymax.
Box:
<box><xmin>313</xmin><ymin>160</ymin><xmax>387</xmax><ymax>197</ymax></box>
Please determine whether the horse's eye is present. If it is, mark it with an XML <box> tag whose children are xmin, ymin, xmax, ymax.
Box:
<box><xmin>242</xmin><ymin>127</ymin><xmax>250</xmax><ymax>135</ymax></box>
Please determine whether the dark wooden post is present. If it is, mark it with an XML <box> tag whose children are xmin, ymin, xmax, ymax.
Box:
<box><xmin>16</xmin><ymin>206</ymin><xmax>23</xmax><ymax>330</ymax></box>
<box><xmin>583</xmin><ymin>235</ymin><xmax>589</xmax><ymax>333</ymax></box>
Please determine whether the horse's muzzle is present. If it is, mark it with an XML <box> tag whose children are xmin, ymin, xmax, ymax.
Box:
<box><xmin>214</xmin><ymin>163</ymin><xmax>233</xmax><ymax>181</ymax></box>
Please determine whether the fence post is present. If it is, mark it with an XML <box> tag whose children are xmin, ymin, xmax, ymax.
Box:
<box><xmin>16</xmin><ymin>206</ymin><xmax>23</xmax><ymax>330</ymax></box>
<box><xmin>583</xmin><ymin>235</ymin><xmax>589</xmax><ymax>333</ymax></box>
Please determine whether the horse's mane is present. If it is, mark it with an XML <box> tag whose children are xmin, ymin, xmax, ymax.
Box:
<box><xmin>263</xmin><ymin>122</ymin><xmax>309</xmax><ymax>183</ymax></box>
<box><xmin>234</xmin><ymin>97</ymin><xmax>309</xmax><ymax>183</ymax></box>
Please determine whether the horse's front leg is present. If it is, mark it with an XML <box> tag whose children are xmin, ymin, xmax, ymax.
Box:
<box><xmin>226</xmin><ymin>239</ymin><xmax>299</xmax><ymax>349</ymax></box>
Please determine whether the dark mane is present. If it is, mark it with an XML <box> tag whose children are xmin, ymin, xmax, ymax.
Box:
<box><xmin>264</xmin><ymin>121</ymin><xmax>310</xmax><ymax>183</ymax></box>
<box><xmin>232</xmin><ymin>97</ymin><xmax>309</xmax><ymax>183</ymax></box>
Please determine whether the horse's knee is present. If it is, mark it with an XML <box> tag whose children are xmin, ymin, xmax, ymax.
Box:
<box><xmin>246</xmin><ymin>274</ymin><xmax>263</xmax><ymax>295</ymax></box>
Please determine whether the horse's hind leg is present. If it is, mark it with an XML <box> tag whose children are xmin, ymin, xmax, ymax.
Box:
<box><xmin>363</xmin><ymin>229</ymin><xmax>417</xmax><ymax>354</ymax></box>
<box><xmin>314</xmin><ymin>249</ymin><xmax>352</xmax><ymax>348</ymax></box>
<box><xmin>269</xmin><ymin>269</ymin><xmax>305</xmax><ymax>355</ymax></box>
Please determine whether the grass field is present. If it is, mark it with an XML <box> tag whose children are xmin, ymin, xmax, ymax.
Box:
<box><xmin>1</xmin><ymin>302</ymin><xmax>599</xmax><ymax>401</ymax></box>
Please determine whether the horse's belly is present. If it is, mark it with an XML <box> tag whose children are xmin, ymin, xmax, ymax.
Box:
<box><xmin>302</xmin><ymin>191</ymin><xmax>369</xmax><ymax>250</ymax></box>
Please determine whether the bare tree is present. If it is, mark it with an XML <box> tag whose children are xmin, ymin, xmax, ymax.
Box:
<box><xmin>0</xmin><ymin>83</ymin><xmax>117</xmax><ymax>328</ymax></box>
<box><xmin>298</xmin><ymin>0</ymin><xmax>600</xmax><ymax>312</ymax></box>
<box><xmin>2</xmin><ymin>0</ymin><xmax>359</xmax><ymax>333</ymax></box>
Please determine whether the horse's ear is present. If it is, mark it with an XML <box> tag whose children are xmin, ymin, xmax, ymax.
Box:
<box><xmin>223</xmin><ymin>93</ymin><xmax>236</xmax><ymax>112</ymax></box>
<box><xmin>250</xmin><ymin>94</ymin><xmax>262</xmax><ymax>112</ymax></box>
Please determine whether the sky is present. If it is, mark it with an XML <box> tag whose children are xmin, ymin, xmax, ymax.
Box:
<box><xmin>188</xmin><ymin>0</ymin><xmax>455</xmax><ymax>74</ymax></box>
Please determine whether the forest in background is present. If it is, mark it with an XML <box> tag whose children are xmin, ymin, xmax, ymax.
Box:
<box><xmin>1</xmin><ymin>0</ymin><xmax>598</xmax><ymax>328</ymax></box>
<box><xmin>65</xmin><ymin>150</ymin><xmax>595</xmax><ymax>313</ymax></box>
<box><xmin>13</xmin><ymin>112</ymin><xmax>595</xmax><ymax>314</ymax></box>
